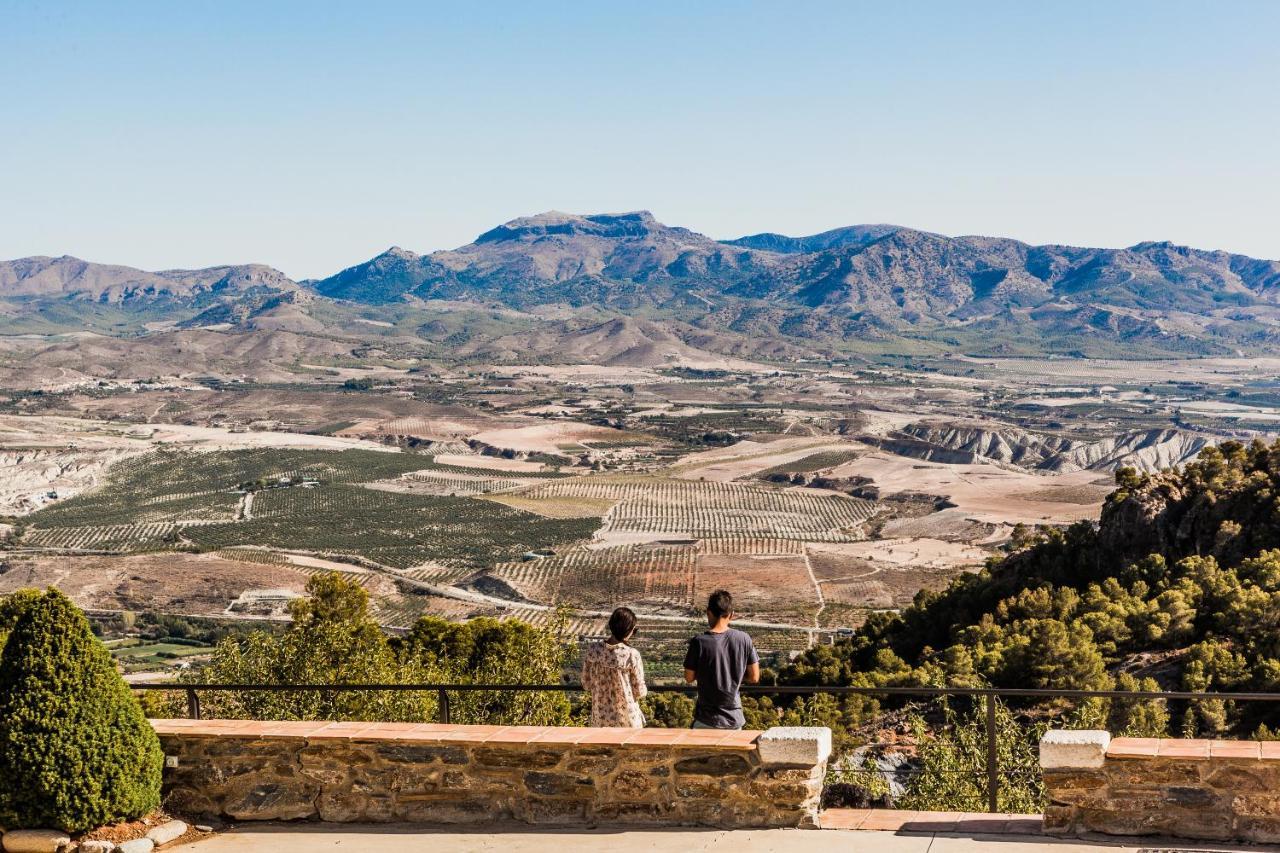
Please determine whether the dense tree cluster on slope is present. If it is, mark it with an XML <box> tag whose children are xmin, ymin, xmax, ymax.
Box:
<box><xmin>780</xmin><ymin>439</ymin><xmax>1280</xmax><ymax>738</ymax></box>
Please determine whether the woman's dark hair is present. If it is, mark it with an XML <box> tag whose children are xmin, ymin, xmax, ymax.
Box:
<box><xmin>608</xmin><ymin>606</ymin><xmax>637</xmax><ymax>642</ymax></box>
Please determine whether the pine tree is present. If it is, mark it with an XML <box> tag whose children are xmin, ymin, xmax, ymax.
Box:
<box><xmin>0</xmin><ymin>589</ymin><xmax>163</xmax><ymax>832</ymax></box>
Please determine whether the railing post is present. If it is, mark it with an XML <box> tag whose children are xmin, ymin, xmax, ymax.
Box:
<box><xmin>438</xmin><ymin>688</ymin><xmax>451</xmax><ymax>725</ymax></box>
<box><xmin>186</xmin><ymin>688</ymin><xmax>201</xmax><ymax>720</ymax></box>
<box><xmin>985</xmin><ymin>692</ymin><xmax>998</xmax><ymax>813</ymax></box>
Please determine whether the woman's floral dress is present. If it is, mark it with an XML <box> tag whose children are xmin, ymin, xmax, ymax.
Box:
<box><xmin>581</xmin><ymin>640</ymin><xmax>647</xmax><ymax>727</ymax></box>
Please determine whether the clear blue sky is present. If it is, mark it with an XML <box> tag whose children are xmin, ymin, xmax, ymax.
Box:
<box><xmin>2</xmin><ymin>1</ymin><xmax>1278</xmax><ymax>279</ymax></box>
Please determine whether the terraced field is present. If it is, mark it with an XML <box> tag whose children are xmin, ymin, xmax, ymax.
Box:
<box><xmin>480</xmin><ymin>539</ymin><xmax>827</xmax><ymax>627</ymax></box>
<box><xmin>23</xmin><ymin>522</ymin><xmax>180</xmax><ymax>553</ymax></box>
<box><xmin>520</xmin><ymin>477</ymin><xmax>878</xmax><ymax>541</ymax></box>
<box><xmin>488</xmin><ymin>546</ymin><xmax>697</xmax><ymax>611</ymax></box>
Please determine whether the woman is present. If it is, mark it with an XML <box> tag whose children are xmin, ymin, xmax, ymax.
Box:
<box><xmin>581</xmin><ymin>606</ymin><xmax>647</xmax><ymax>727</ymax></box>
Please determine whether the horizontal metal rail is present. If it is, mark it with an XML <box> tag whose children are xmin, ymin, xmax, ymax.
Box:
<box><xmin>131</xmin><ymin>682</ymin><xmax>1280</xmax><ymax>702</ymax></box>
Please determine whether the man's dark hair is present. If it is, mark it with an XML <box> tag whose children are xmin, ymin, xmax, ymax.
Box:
<box><xmin>608</xmin><ymin>606</ymin><xmax>637</xmax><ymax>642</ymax></box>
<box><xmin>706</xmin><ymin>590</ymin><xmax>734</xmax><ymax>619</ymax></box>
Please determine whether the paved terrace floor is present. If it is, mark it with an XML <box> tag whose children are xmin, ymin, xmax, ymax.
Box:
<box><xmin>171</xmin><ymin>813</ymin><xmax>1280</xmax><ymax>852</ymax></box>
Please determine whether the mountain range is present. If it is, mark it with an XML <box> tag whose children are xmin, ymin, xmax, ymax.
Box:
<box><xmin>4</xmin><ymin>210</ymin><xmax>1280</xmax><ymax>363</ymax></box>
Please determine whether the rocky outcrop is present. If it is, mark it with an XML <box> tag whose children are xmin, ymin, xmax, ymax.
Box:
<box><xmin>1046</xmin><ymin>429</ymin><xmax>1211</xmax><ymax>474</ymax></box>
<box><xmin>875</xmin><ymin>422</ymin><xmax>1212</xmax><ymax>475</ymax></box>
<box><xmin>896</xmin><ymin>423</ymin><xmax>1074</xmax><ymax>468</ymax></box>
<box><xmin>0</xmin><ymin>447</ymin><xmax>137</xmax><ymax>516</ymax></box>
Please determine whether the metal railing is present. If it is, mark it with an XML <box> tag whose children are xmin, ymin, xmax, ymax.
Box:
<box><xmin>131</xmin><ymin>681</ymin><xmax>1280</xmax><ymax>813</ymax></box>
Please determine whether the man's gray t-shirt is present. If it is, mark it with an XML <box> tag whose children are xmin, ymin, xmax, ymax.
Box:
<box><xmin>684</xmin><ymin>628</ymin><xmax>759</xmax><ymax>728</ymax></box>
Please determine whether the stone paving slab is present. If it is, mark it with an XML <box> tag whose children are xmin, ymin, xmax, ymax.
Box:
<box><xmin>165</xmin><ymin>822</ymin><xmax>1280</xmax><ymax>852</ymax></box>
<box><xmin>823</xmin><ymin>808</ymin><xmax>1043</xmax><ymax>834</ymax></box>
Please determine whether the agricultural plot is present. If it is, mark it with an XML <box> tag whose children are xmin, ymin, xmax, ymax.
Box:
<box><xmin>487</xmin><ymin>546</ymin><xmax>697</xmax><ymax>612</ymax></box>
<box><xmin>695</xmin><ymin>537</ymin><xmax>807</xmax><ymax>555</ymax></box>
<box><xmin>693</xmin><ymin>554</ymin><xmax>820</xmax><ymax>627</ymax></box>
<box><xmin>399</xmin><ymin>564</ymin><xmax>482</xmax><ymax>586</ymax></box>
<box><xmin>108</xmin><ymin>639</ymin><xmax>212</xmax><ymax>674</ymax></box>
<box><xmin>480</xmin><ymin>493</ymin><xmax>616</xmax><ymax>519</ymax></box>
<box><xmin>817</xmin><ymin>601</ymin><xmax>871</xmax><ymax>630</ymax></box>
<box><xmin>415</xmin><ymin>455</ymin><xmax>570</xmax><ymax>479</ymax></box>
<box><xmin>521</xmin><ymin>477</ymin><xmax>877</xmax><ymax>541</ymax></box>
<box><xmin>211</xmin><ymin>548</ymin><xmax>290</xmax><ymax>566</ymax></box>
<box><xmin>396</xmin><ymin>471</ymin><xmax>530</xmax><ymax>495</ymax></box>
<box><xmin>753</xmin><ymin>448</ymin><xmax>862</xmax><ymax>479</ymax></box>
<box><xmin>480</xmin><ymin>540</ymin><xmax>828</xmax><ymax>626</ymax></box>
<box><xmin>19</xmin><ymin>449</ymin><xmax>597</xmax><ymax>585</ymax></box>
<box><xmin>26</xmin><ymin>448</ymin><xmax>437</xmax><ymax>534</ymax></box>
<box><xmin>23</xmin><ymin>522</ymin><xmax>179</xmax><ymax>553</ymax></box>
<box><xmin>806</xmin><ymin>539</ymin><xmax>986</xmax><ymax>611</ymax></box>
<box><xmin>182</xmin><ymin>484</ymin><xmax>598</xmax><ymax>570</ymax></box>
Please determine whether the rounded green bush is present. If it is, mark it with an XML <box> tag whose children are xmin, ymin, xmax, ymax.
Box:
<box><xmin>0</xmin><ymin>589</ymin><xmax>163</xmax><ymax>832</ymax></box>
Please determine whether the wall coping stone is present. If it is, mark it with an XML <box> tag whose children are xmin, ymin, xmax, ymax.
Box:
<box><xmin>758</xmin><ymin>726</ymin><xmax>833</xmax><ymax>767</ymax></box>
<box><xmin>1105</xmin><ymin>737</ymin><xmax>1280</xmax><ymax>761</ymax></box>
<box><xmin>150</xmin><ymin>719</ymin><xmax>766</xmax><ymax>749</ymax></box>
<box><xmin>1039</xmin><ymin>729</ymin><xmax>1109</xmax><ymax>769</ymax></box>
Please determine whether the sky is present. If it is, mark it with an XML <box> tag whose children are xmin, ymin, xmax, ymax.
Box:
<box><xmin>2</xmin><ymin>1</ymin><xmax>1278</xmax><ymax>280</ymax></box>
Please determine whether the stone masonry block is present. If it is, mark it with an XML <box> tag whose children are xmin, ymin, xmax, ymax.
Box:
<box><xmin>756</xmin><ymin>727</ymin><xmax>832</xmax><ymax>768</ymax></box>
<box><xmin>1040</xmin><ymin>729</ymin><xmax>1110</xmax><ymax>770</ymax></box>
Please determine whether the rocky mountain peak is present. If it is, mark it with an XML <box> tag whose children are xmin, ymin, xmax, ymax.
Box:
<box><xmin>474</xmin><ymin>210</ymin><xmax>670</xmax><ymax>244</ymax></box>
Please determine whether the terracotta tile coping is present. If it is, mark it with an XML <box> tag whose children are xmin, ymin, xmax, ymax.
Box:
<box><xmin>149</xmin><ymin>719</ymin><xmax>761</xmax><ymax>749</ymax></box>
<box><xmin>821</xmin><ymin>809</ymin><xmax>1042</xmax><ymax>835</ymax></box>
<box><xmin>1105</xmin><ymin>737</ymin><xmax>1280</xmax><ymax>761</ymax></box>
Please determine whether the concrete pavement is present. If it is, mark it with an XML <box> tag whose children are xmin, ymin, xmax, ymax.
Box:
<box><xmin>168</xmin><ymin>823</ymin><xmax>1280</xmax><ymax>852</ymax></box>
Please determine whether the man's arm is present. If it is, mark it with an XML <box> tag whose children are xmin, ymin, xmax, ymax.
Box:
<box><xmin>743</xmin><ymin>634</ymin><xmax>761</xmax><ymax>684</ymax></box>
<box><xmin>683</xmin><ymin>637</ymin><xmax>698</xmax><ymax>684</ymax></box>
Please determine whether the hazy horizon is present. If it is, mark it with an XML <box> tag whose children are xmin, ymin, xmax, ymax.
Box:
<box><xmin>3</xmin><ymin>0</ymin><xmax>1278</xmax><ymax>279</ymax></box>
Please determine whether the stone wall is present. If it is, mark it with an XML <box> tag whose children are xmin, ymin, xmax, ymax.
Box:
<box><xmin>153</xmin><ymin>720</ymin><xmax>832</xmax><ymax>829</ymax></box>
<box><xmin>1041</xmin><ymin>729</ymin><xmax>1280</xmax><ymax>843</ymax></box>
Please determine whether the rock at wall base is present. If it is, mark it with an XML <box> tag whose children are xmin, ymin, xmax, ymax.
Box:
<box><xmin>1</xmin><ymin>829</ymin><xmax>72</xmax><ymax>853</ymax></box>
<box><xmin>145</xmin><ymin>820</ymin><xmax>188</xmax><ymax>847</ymax></box>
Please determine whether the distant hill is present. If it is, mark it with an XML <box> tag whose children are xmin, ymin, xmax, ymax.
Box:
<box><xmin>312</xmin><ymin>211</ymin><xmax>1280</xmax><ymax>356</ymax></box>
<box><xmin>723</xmin><ymin>224</ymin><xmax>902</xmax><ymax>254</ymax></box>
<box><xmin>0</xmin><ymin>256</ymin><xmax>299</xmax><ymax>302</ymax></box>
<box><xmin>6</xmin><ymin>211</ymin><xmax>1280</xmax><ymax>358</ymax></box>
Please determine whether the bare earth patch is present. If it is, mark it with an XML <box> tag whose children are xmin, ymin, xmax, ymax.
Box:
<box><xmin>0</xmin><ymin>552</ymin><xmax>314</xmax><ymax>617</ymax></box>
<box><xmin>828</xmin><ymin>445</ymin><xmax>1107</xmax><ymax>525</ymax></box>
<box><xmin>693</xmin><ymin>554</ymin><xmax>818</xmax><ymax>626</ymax></box>
<box><xmin>471</xmin><ymin>422</ymin><xmax>653</xmax><ymax>454</ymax></box>
<box><xmin>433</xmin><ymin>453</ymin><xmax>549</xmax><ymax>472</ymax></box>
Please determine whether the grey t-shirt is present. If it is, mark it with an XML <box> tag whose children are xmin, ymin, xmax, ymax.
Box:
<box><xmin>684</xmin><ymin>628</ymin><xmax>759</xmax><ymax>729</ymax></box>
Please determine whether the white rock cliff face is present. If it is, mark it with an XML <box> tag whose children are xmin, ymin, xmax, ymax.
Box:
<box><xmin>0</xmin><ymin>447</ymin><xmax>137</xmax><ymax>515</ymax></box>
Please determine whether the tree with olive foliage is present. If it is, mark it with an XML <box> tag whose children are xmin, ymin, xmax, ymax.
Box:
<box><xmin>397</xmin><ymin>611</ymin><xmax>572</xmax><ymax>725</ymax></box>
<box><xmin>182</xmin><ymin>572</ymin><xmax>433</xmax><ymax>721</ymax></box>
<box><xmin>178</xmin><ymin>572</ymin><xmax>574</xmax><ymax>725</ymax></box>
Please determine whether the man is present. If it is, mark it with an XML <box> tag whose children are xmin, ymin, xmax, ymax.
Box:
<box><xmin>683</xmin><ymin>589</ymin><xmax>760</xmax><ymax>730</ymax></box>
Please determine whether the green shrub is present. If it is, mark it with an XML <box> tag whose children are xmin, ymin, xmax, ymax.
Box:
<box><xmin>0</xmin><ymin>589</ymin><xmax>163</xmax><ymax>832</ymax></box>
